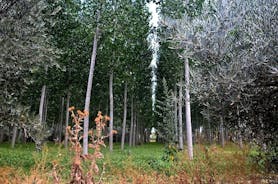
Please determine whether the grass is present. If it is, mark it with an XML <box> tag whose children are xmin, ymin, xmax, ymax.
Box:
<box><xmin>0</xmin><ymin>142</ymin><xmax>275</xmax><ymax>183</ymax></box>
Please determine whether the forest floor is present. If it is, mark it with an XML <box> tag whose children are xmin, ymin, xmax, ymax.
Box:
<box><xmin>0</xmin><ymin>142</ymin><xmax>277</xmax><ymax>183</ymax></box>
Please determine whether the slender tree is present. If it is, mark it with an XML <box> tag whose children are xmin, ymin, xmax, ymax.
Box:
<box><xmin>184</xmin><ymin>58</ymin><xmax>193</xmax><ymax>159</ymax></box>
<box><xmin>83</xmin><ymin>16</ymin><xmax>99</xmax><ymax>155</ymax></box>
<box><xmin>64</xmin><ymin>92</ymin><xmax>70</xmax><ymax>148</ymax></box>
<box><xmin>174</xmin><ymin>84</ymin><xmax>178</xmax><ymax>142</ymax></box>
<box><xmin>109</xmin><ymin>71</ymin><xmax>114</xmax><ymax>151</ymax></box>
<box><xmin>58</xmin><ymin>97</ymin><xmax>64</xmax><ymax>142</ymax></box>
<box><xmin>121</xmin><ymin>83</ymin><xmax>128</xmax><ymax>150</ymax></box>
<box><xmin>39</xmin><ymin>85</ymin><xmax>47</xmax><ymax>124</ymax></box>
<box><xmin>129</xmin><ymin>96</ymin><xmax>134</xmax><ymax>147</ymax></box>
<box><xmin>178</xmin><ymin>78</ymin><xmax>184</xmax><ymax>150</ymax></box>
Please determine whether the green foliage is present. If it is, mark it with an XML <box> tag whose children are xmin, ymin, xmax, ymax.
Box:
<box><xmin>0</xmin><ymin>0</ymin><xmax>61</xmax><ymax>131</ymax></box>
<box><xmin>162</xmin><ymin>143</ymin><xmax>178</xmax><ymax>162</ymax></box>
<box><xmin>155</xmin><ymin>78</ymin><xmax>176</xmax><ymax>143</ymax></box>
<box><xmin>249</xmin><ymin>146</ymin><xmax>278</xmax><ymax>173</ymax></box>
<box><xmin>0</xmin><ymin>143</ymin><xmax>35</xmax><ymax>171</ymax></box>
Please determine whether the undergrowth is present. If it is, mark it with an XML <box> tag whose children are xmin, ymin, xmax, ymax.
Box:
<box><xmin>0</xmin><ymin>139</ymin><xmax>275</xmax><ymax>183</ymax></box>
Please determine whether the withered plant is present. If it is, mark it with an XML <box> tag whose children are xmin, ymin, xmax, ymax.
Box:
<box><xmin>65</xmin><ymin>107</ymin><xmax>112</xmax><ymax>184</ymax></box>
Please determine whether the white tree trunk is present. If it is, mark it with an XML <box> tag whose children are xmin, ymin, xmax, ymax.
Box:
<box><xmin>121</xmin><ymin>83</ymin><xmax>128</xmax><ymax>150</ymax></box>
<box><xmin>58</xmin><ymin>97</ymin><xmax>65</xmax><ymax>142</ymax></box>
<box><xmin>11</xmin><ymin>125</ymin><xmax>17</xmax><ymax>148</ymax></box>
<box><xmin>17</xmin><ymin>128</ymin><xmax>22</xmax><ymax>143</ymax></box>
<box><xmin>220</xmin><ymin>116</ymin><xmax>225</xmax><ymax>147</ymax></box>
<box><xmin>109</xmin><ymin>71</ymin><xmax>114</xmax><ymax>152</ymax></box>
<box><xmin>185</xmin><ymin>59</ymin><xmax>193</xmax><ymax>159</ymax></box>
<box><xmin>132</xmin><ymin>111</ymin><xmax>136</xmax><ymax>146</ymax></box>
<box><xmin>237</xmin><ymin>105</ymin><xmax>243</xmax><ymax>149</ymax></box>
<box><xmin>83</xmin><ymin>23</ymin><xmax>99</xmax><ymax>155</ymax></box>
<box><xmin>39</xmin><ymin>85</ymin><xmax>46</xmax><ymax>124</ymax></box>
<box><xmin>208</xmin><ymin>120</ymin><xmax>213</xmax><ymax>145</ymax></box>
<box><xmin>129</xmin><ymin>97</ymin><xmax>134</xmax><ymax>147</ymax></box>
<box><xmin>178</xmin><ymin>78</ymin><xmax>184</xmax><ymax>150</ymax></box>
<box><xmin>0</xmin><ymin>128</ymin><xmax>4</xmax><ymax>143</ymax></box>
<box><xmin>65</xmin><ymin>92</ymin><xmax>70</xmax><ymax>148</ymax></box>
<box><xmin>43</xmin><ymin>90</ymin><xmax>48</xmax><ymax>123</ymax></box>
<box><xmin>174</xmin><ymin>84</ymin><xmax>178</xmax><ymax>142</ymax></box>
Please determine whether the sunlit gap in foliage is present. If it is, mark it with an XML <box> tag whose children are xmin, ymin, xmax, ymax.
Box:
<box><xmin>146</xmin><ymin>0</ymin><xmax>161</xmax><ymax>111</ymax></box>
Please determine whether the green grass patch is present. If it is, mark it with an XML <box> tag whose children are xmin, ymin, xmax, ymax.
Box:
<box><xmin>0</xmin><ymin>142</ymin><xmax>267</xmax><ymax>183</ymax></box>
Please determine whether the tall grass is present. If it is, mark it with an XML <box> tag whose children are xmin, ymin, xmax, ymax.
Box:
<box><xmin>0</xmin><ymin>142</ymin><xmax>273</xmax><ymax>183</ymax></box>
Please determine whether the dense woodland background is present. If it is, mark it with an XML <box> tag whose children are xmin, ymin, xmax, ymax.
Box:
<box><xmin>0</xmin><ymin>0</ymin><xmax>277</xmax><ymax>173</ymax></box>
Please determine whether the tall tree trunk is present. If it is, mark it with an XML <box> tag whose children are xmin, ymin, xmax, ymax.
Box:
<box><xmin>121</xmin><ymin>83</ymin><xmax>128</xmax><ymax>150</ymax></box>
<box><xmin>178</xmin><ymin>78</ymin><xmax>184</xmax><ymax>150</ymax></box>
<box><xmin>65</xmin><ymin>92</ymin><xmax>70</xmax><ymax>148</ymax></box>
<box><xmin>185</xmin><ymin>59</ymin><xmax>193</xmax><ymax>159</ymax></box>
<box><xmin>132</xmin><ymin>111</ymin><xmax>136</xmax><ymax>146</ymax></box>
<box><xmin>7</xmin><ymin>126</ymin><xmax>10</xmax><ymax>142</ymax></box>
<box><xmin>237</xmin><ymin>105</ymin><xmax>243</xmax><ymax>149</ymax></box>
<box><xmin>174</xmin><ymin>84</ymin><xmax>178</xmax><ymax>142</ymax></box>
<box><xmin>83</xmin><ymin>22</ymin><xmax>99</xmax><ymax>155</ymax></box>
<box><xmin>39</xmin><ymin>85</ymin><xmax>46</xmax><ymax>124</ymax></box>
<box><xmin>11</xmin><ymin>125</ymin><xmax>17</xmax><ymax>148</ymax></box>
<box><xmin>58</xmin><ymin>97</ymin><xmax>65</xmax><ymax>142</ymax></box>
<box><xmin>109</xmin><ymin>71</ymin><xmax>114</xmax><ymax>152</ymax></box>
<box><xmin>220</xmin><ymin>116</ymin><xmax>225</xmax><ymax>148</ymax></box>
<box><xmin>17</xmin><ymin>128</ymin><xmax>22</xmax><ymax>143</ymax></box>
<box><xmin>136</xmin><ymin>115</ymin><xmax>139</xmax><ymax>145</ymax></box>
<box><xmin>43</xmin><ymin>90</ymin><xmax>48</xmax><ymax>123</ymax></box>
<box><xmin>208</xmin><ymin>119</ymin><xmax>213</xmax><ymax>145</ymax></box>
<box><xmin>0</xmin><ymin>128</ymin><xmax>4</xmax><ymax>143</ymax></box>
<box><xmin>129</xmin><ymin>97</ymin><xmax>134</xmax><ymax>147</ymax></box>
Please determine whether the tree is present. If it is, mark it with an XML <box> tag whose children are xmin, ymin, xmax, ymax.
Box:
<box><xmin>120</xmin><ymin>83</ymin><xmax>127</xmax><ymax>150</ymax></box>
<box><xmin>164</xmin><ymin>0</ymin><xmax>277</xmax><ymax>170</ymax></box>
<box><xmin>83</xmin><ymin>16</ymin><xmax>100</xmax><ymax>155</ymax></box>
<box><xmin>155</xmin><ymin>78</ymin><xmax>176</xmax><ymax>143</ymax></box>
<box><xmin>0</xmin><ymin>0</ymin><xmax>60</xmax><ymax>148</ymax></box>
<box><xmin>184</xmin><ymin>58</ymin><xmax>193</xmax><ymax>159</ymax></box>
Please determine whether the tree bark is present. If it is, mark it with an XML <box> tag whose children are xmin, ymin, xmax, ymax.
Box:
<box><xmin>208</xmin><ymin>120</ymin><xmax>213</xmax><ymax>145</ymax></box>
<box><xmin>178</xmin><ymin>78</ymin><xmax>184</xmax><ymax>150</ymax></box>
<box><xmin>11</xmin><ymin>125</ymin><xmax>17</xmax><ymax>148</ymax></box>
<box><xmin>0</xmin><ymin>128</ymin><xmax>4</xmax><ymax>143</ymax></box>
<box><xmin>58</xmin><ymin>97</ymin><xmax>65</xmax><ymax>142</ymax></box>
<box><xmin>39</xmin><ymin>85</ymin><xmax>46</xmax><ymax>124</ymax></box>
<box><xmin>237</xmin><ymin>105</ymin><xmax>243</xmax><ymax>149</ymax></box>
<box><xmin>65</xmin><ymin>92</ymin><xmax>70</xmax><ymax>148</ymax></box>
<box><xmin>17</xmin><ymin>128</ymin><xmax>22</xmax><ymax>143</ymax></box>
<box><xmin>185</xmin><ymin>58</ymin><xmax>193</xmax><ymax>159</ymax></box>
<box><xmin>129</xmin><ymin>97</ymin><xmax>134</xmax><ymax>147</ymax></box>
<box><xmin>109</xmin><ymin>71</ymin><xmax>114</xmax><ymax>152</ymax></box>
<box><xmin>174</xmin><ymin>84</ymin><xmax>178</xmax><ymax>142</ymax></box>
<box><xmin>43</xmin><ymin>90</ymin><xmax>48</xmax><ymax>123</ymax></box>
<box><xmin>220</xmin><ymin>116</ymin><xmax>225</xmax><ymax>148</ymax></box>
<box><xmin>83</xmin><ymin>21</ymin><xmax>99</xmax><ymax>155</ymax></box>
<box><xmin>121</xmin><ymin>83</ymin><xmax>128</xmax><ymax>150</ymax></box>
<box><xmin>132</xmin><ymin>111</ymin><xmax>136</xmax><ymax>146</ymax></box>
